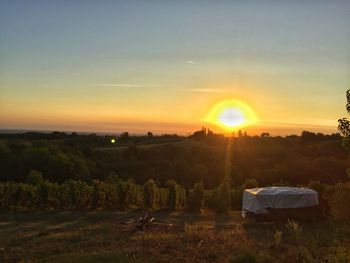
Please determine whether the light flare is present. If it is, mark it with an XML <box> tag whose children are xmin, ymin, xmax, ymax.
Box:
<box><xmin>204</xmin><ymin>99</ymin><xmax>258</xmax><ymax>131</ymax></box>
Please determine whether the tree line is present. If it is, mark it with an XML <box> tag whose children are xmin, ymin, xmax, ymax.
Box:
<box><xmin>0</xmin><ymin>130</ymin><xmax>347</xmax><ymax>188</ymax></box>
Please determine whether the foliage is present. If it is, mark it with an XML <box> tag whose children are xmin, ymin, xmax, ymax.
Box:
<box><xmin>329</xmin><ymin>182</ymin><xmax>350</xmax><ymax>221</ymax></box>
<box><xmin>274</xmin><ymin>230</ymin><xmax>282</xmax><ymax>248</ymax></box>
<box><xmin>207</xmin><ymin>181</ymin><xmax>231</xmax><ymax>213</ymax></box>
<box><xmin>286</xmin><ymin>219</ymin><xmax>302</xmax><ymax>244</ymax></box>
<box><xmin>166</xmin><ymin>180</ymin><xmax>185</xmax><ymax>210</ymax></box>
<box><xmin>242</xmin><ymin>179</ymin><xmax>258</xmax><ymax>189</ymax></box>
<box><xmin>230</xmin><ymin>188</ymin><xmax>243</xmax><ymax>210</ymax></box>
<box><xmin>26</xmin><ymin>170</ymin><xmax>44</xmax><ymax>185</ymax></box>
<box><xmin>0</xmin><ymin>130</ymin><xmax>346</xmax><ymax>188</ymax></box>
<box><xmin>187</xmin><ymin>182</ymin><xmax>204</xmax><ymax>212</ymax></box>
<box><xmin>143</xmin><ymin>179</ymin><xmax>159</xmax><ymax>210</ymax></box>
<box><xmin>338</xmin><ymin>90</ymin><xmax>350</xmax><ymax>136</ymax></box>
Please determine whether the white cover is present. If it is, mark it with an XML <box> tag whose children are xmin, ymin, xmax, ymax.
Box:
<box><xmin>242</xmin><ymin>187</ymin><xmax>318</xmax><ymax>214</ymax></box>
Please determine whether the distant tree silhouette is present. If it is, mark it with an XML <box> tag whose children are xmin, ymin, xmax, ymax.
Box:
<box><xmin>261</xmin><ymin>132</ymin><xmax>270</xmax><ymax>137</ymax></box>
<box><xmin>119</xmin><ymin>132</ymin><xmax>130</xmax><ymax>143</ymax></box>
<box><xmin>190</xmin><ymin>127</ymin><xmax>206</xmax><ymax>139</ymax></box>
<box><xmin>147</xmin><ymin>132</ymin><xmax>153</xmax><ymax>138</ymax></box>
<box><xmin>301</xmin><ymin>131</ymin><xmax>318</xmax><ymax>143</ymax></box>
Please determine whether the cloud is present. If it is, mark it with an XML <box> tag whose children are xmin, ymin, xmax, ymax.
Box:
<box><xmin>90</xmin><ymin>83</ymin><xmax>157</xmax><ymax>88</ymax></box>
<box><xmin>186</xmin><ymin>88</ymin><xmax>225</xmax><ymax>93</ymax></box>
<box><xmin>187</xmin><ymin>60</ymin><xmax>195</xmax><ymax>64</ymax></box>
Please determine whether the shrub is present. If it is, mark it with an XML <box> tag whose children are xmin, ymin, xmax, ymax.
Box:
<box><xmin>117</xmin><ymin>180</ymin><xmax>130</xmax><ymax>209</ymax></box>
<box><xmin>274</xmin><ymin>230</ymin><xmax>283</xmax><ymax>248</ymax></box>
<box><xmin>92</xmin><ymin>180</ymin><xmax>117</xmax><ymax>209</ymax></box>
<box><xmin>242</xmin><ymin>179</ymin><xmax>258</xmax><ymax>189</ymax></box>
<box><xmin>59</xmin><ymin>180</ymin><xmax>93</xmax><ymax>210</ymax></box>
<box><xmin>207</xmin><ymin>181</ymin><xmax>231</xmax><ymax>213</ymax></box>
<box><xmin>159</xmin><ymin>188</ymin><xmax>169</xmax><ymax>208</ymax></box>
<box><xmin>187</xmin><ymin>182</ymin><xmax>204</xmax><ymax>212</ymax></box>
<box><xmin>1</xmin><ymin>182</ymin><xmax>19</xmax><ymax>210</ymax></box>
<box><xmin>308</xmin><ymin>180</ymin><xmax>331</xmax><ymax>215</ymax></box>
<box><xmin>17</xmin><ymin>183</ymin><xmax>38</xmax><ymax>209</ymax></box>
<box><xmin>230</xmin><ymin>188</ymin><xmax>243</xmax><ymax>210</ymax></box>
<box><xmin>329</xmin><ymin>182</ymin><xmax>350</xmax><ymax>221</ymax></box>
<box><xmin>124</xmin><ymin>180</ymin><xmax>143</xmax><ymax>207</ymax></box>
<box><xmin>286</xmin><ymin>219</ymin><xmax>302</xmax><ymax>244</ymax></box>
<box><xmin>26</xmin><ymin>170</ymin><xmax>44</xmax><ymax>185</ymax></box>
<box><xmin>144</xmin><ymin>179</ymin><xmax>159</xmax><ymax>210</ymax></box>
<box><xmin>217</xmin><ymin>181</ymin><xmax>231</xmax><ymax>213</ymax></box>
<box><xmin>40</xmin><ymin>181</ymin><xmax>60</xmax><ymax>209</ymax></box>
<box><xmin>166</xmin><ymin>180</ymin><xmax>184</xmax><ymax>210</ymax></box>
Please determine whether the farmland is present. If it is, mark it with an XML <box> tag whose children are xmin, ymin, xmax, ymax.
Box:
<box><xmin>1</xmin><ymin>131</ymin><xmax>350</xmax><ymax>262</ymax></box>
<box><xmin>1</xmin><ymin>210</ymin><xmax>349</xmax><ymax>262</ymax></box>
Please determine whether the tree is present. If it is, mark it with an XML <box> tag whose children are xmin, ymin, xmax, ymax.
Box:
<box><xmin>147</xmin><ymin>132</ymin><xmax>153</xmax><ymax>138</ymax></box>
<box><xmin>119</xmin><ymin>132</ymin><xmax>130</xmax><ymax>143</ymax></box>
<box><xmin>261</xmin><ymin>132</ymin><xmax>270</xmax><ymax>137</ymax></box>
<box><xmin>338</xmin><ymin>90</ymin><xmax>350</xmax><ymax>136</ymax></box>
<box><xmin>190</xmin><ymin>127</ymin><xmax>206</xmax><ymax>140</ymax></box>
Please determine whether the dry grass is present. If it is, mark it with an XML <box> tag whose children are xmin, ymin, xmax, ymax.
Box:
<box><xmin>0</xmin><ymin>211</ymin><xmax>349</xmax><ymax>262</ymax></box>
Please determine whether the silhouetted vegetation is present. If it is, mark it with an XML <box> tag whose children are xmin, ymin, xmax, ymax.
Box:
<box><xmin>0</xmin><ymin>128</ymin><xmax>348</xmax><ymax>214</ymax></box>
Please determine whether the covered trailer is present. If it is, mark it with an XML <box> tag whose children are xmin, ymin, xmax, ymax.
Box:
<box><xmin>242</xmin><ymin>187</ymin><xmax>321</xmax><ymax>221</ymax></box>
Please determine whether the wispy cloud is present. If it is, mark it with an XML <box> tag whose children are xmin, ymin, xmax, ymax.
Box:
<box><xmin>187</xmin><ymin>60</ymin><xmax>195</xmax><ymax>64</ymax></box>
<box><xmin>90</xmin><ymin>83</ymin><xmax>157</xmax><ymax>88</ymax></box>
<box><xmin>186</xmin><ymin>88</ymin><xmax>225</xmax><ymax>93</ymax></box>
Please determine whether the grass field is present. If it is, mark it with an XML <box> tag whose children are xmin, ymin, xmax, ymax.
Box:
<box><xmin>0</xmin><ymin>210</ymin><xmax>349</xmax><ymax>263</ymax></box>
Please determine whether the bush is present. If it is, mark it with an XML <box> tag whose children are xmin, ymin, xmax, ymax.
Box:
<box><xmin>144</xmin><ymin>179</ymin><xmax>159</xmax><ymax>210</ymax></box>
<box><xmin>242</xmin><ymin>179</ymin><xmax>258</xmax><ymax>189</ymax></box>
<box><xmin>217</xmin><ymin>181</ymin><xmax>231</xmax><ymax>213</ymax></box>
<box><xmin>58</xmin><ymin>180</ymin><xmax>93</xmax><ymax>210</ymax></box>
<box><xmin>207</xmin><ymin>181</ymin><xmax>231</xmax><ymax>213</ymax></box>
<box><xmin>92</xmin><ymin>180</ymin><xmax>117</xmax><ymax>209</ymax></box>
<box><xmin>17</xmin><ymin>183</ymin><xmax>38</xmax><ymax>209</ymax></box>
<box><xmin>286</xmin><ymin>219</ymin><xmax>302</xmax><ymax>244</ymax></box>
<box><xmin>231</xmin><ymin>188</ymin><xmax>243</xmax><ymax>210</ymax></box>
<box><xmin>159</xmin><ymin>188</ymin><xmax>169</xmax><ymax>208</ymax></box>
<box><xmin>117</xmin><ymin>180</ymin><xmax>130</xmax><ymax>209</ymax></box>
<box><xmin>26</xmin><ymin>170</ymin><xmax>44</xmax><ymax>185</ymax></box>
<box><xmin>120</xmin><ymin>180</ymin><xmax>143</xmax><ymax>208</ymax></box>
<box><xmin>329</xmin><ymin>182</ymin><xmax>350</xmax><ymax>221</ymax></box>
<box><xmin>1</xmin><ymin>182</ymin><xmax>19</xmax><ymax>210</ymax></box>
<box><xmin>166</xmin><ymin>180</ymin><xmax>185</xmax><ymax>210</ymax></box>
<box><xmin>187</xmin><ymin>182</ymin><xmax>204</xmax><ymax>212</ymax></box>
<box><xmin>40</xmin><ymin>181</ymin><xmax>60</xmax><ymax>209</ymax></box>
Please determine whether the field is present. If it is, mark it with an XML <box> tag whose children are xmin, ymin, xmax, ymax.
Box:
<box><xmin>1</xmin><ymin>210</ymin><xmax>349</xmax><ymax>263</ymax></box>
<box><xmin>1</xmin><ymin>132</ymin><xmax>350</xmax><ymax>262</ymax></box>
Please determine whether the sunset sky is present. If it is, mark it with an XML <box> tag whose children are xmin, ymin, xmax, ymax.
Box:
<box><xmin>0</xmin><ymin>1</ymin><xmax>349</xmax><ymax>135</ymax></box>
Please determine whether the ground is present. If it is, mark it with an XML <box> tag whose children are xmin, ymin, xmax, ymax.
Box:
<box><xmin>0</xmin><ymin>210</ymin><xmax>349</xmax><ymax>263</ymax></box>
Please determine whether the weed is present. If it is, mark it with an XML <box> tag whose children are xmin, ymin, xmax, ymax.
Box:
<box><xmin>286</xmin><ymin>219</ymin><xmax>302</xmax><ymax>244</ymax></box>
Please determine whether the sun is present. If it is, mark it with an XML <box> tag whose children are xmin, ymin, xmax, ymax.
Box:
<box><xmin>204</xmin><ymin>99</ymin><xmax>258</xmax><ymax>131</ymax></box>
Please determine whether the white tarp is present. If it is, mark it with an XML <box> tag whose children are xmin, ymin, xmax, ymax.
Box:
<box><xmin>242</xmin><ymin>187</ymin><xmax>318</xmax><ymax>215</ymax></box>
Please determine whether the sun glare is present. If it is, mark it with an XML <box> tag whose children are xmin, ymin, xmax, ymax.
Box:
<box><xmin>204</xmin><ymin>99</ymin><xmax>258</xmax><ymax>131</ymax></box>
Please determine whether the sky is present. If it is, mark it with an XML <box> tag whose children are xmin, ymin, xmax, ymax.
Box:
<box><xmin>0</xmin><ymin>0</ymin><xmax>349</xmax><ymax>135</ymax></box>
